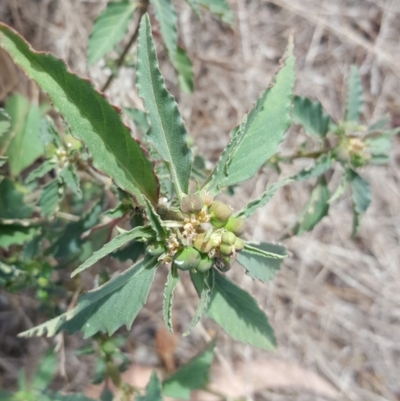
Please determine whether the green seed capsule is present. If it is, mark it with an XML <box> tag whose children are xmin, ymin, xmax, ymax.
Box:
<box><xmin>218</xmin><ymin>257</ymin><xmax>232</xmax><ymax>272</ymax></box>
<box><xmin>146</xmin><ymin>242</ymin><xmax>166</xmax><ymax>256</ymax></box>
<box><xmin>209</xmin><ymin>201</ymin><xmax>232</xmax><ymax>223</ymax></box>
<box><xmin>219</xmin><ymin>243</ymin><xmax>233</xmax><ymax>256</ymax></box>
<box><xmin>224</xmin><ymin>217</ymin><xmax>245</xmax><ymax>236</ymax></box>
<box><xmin>234</xmin><ymin>237</ymin><xmax>244</xmax><ymax>252</ymax></box>
<box><xmin>173</xmin><ymin>247</ymin><xmax>201</xmax><ymax>271</ymax></box>
<box><xmin>180</xmin><ymin>194</ymin><xmax>203</xmax><ymax>214</ymax></box>
<box><xmin>197</xmin><ymin>255</ymin><xmax>213</xmax><ymax>272</ymax></box>
<box><xmin>221</xmin><ymin>231</ymin><xmax>236</xmax><ymax>246</ymax></box>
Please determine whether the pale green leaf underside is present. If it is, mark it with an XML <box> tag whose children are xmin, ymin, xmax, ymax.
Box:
<box><xmin>292</xmin><ymin>95</ymin><xmax>330</xmax><ymax>138</ymax></box>
<box><xmin>143</xmin><ymin>197</ymin><xmax>168</xmax><ymax>240</ymax></box>
<box><xmin>136</xmin><ymin>15</ymin><xmax>192</xmax><ymax>198</ymax></box>
<box><xmin>294</xmin><ymin>177</ymin><xmax>330</xmax><ymax>235</ymax></box>
<box><xmin>60</xmin><ymin>165</ymin><xmax>82</xmax><ymax>198</ymax></box>
<box><xmin>87</xmin><ymin>0</ymin><xmax>137</xmax><ymax>65</ymax></box>
<box><xmin>163</xmin><ymin>267</ymin><xmax>180</xmax><ymax>332</ymax></box>
<box><xmin>71</xmin><ymin>226</ymin><xmax>154</xmax><ymax>277</ymax></box>
<box><xmin>290</xmin><ymin>154</ymin><xmax>332</xmax><ymax>182</ymax></box>
<box><xmin>136</xmin><ymin>372</ymin><xmax>163</xmax><ymax>401</ymax></box>
<box><xmin>205</xmin><ymin>38</ymin><xmax>295</xmax><ymax>195</ymax></box>
<box><xmin>0</xmin><ymin>23</ymin><xmax>159</xmax><ymax>205</ymax></box>
<box><xmin>235</xmin><ymin>177</ymin><xmax>293</xmax><ymax>218</ymax></box>
<box><xmin>150</xmin><ymin>0</ymin><xmax>177</xmax><ymax>60</ymax></box>
<box><xmin>1</xmin><ymin>94</ymin><xmax>44</xmax><ymax>176</ymax></box>
<box><xmin>191</xmin><ymin>270</ymin><xmax>276</xmax><ymax>350</ymax></box>
<box><xmin>19</xmin><ymin>256</ymin><xmax>158</xmax><ymax>338</ymax></box>
<box><xmin>345</xmin><ymin>65</ymin><xmax>362</xmax><ymax>122</ymax></box>
<box><xmin>237</xmin><ymin>242</ymin><xmax>286</xmax><ymax>282</ymax></box>
<box><xmin>162</xmin><ymin>341</ymin><xmax>215</xmax><ymax>399</ymax></box>
<box><xmin>183</xmin><ymin>268</ymin><xmax>214</xmax><ymax>336</ymax></box>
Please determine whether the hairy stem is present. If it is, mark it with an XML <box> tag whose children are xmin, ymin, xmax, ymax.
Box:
<box><xmin>101</xmin><ymin>0</ymin><xmax>149</xmax><ymax>92</ymax></box>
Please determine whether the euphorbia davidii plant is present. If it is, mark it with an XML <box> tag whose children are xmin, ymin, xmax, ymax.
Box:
<box><xmin>0</xmin><ymin>14</ymin><xmax>293</xmax><ymax>351</ymax></box>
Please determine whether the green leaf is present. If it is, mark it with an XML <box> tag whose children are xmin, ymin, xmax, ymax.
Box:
<box><xmin>329</xmin><ymin>173</ymin><xmax>347</xmax><ymax>203</ymax></box>
<box><xmin>31</xmin><ymin>350</ymin><xmax>57</xmax><ymax>390</ymax></box>
<box><xmin>136</xmin><ymin>372</ymin><xmax>163</xmax><ymax>401</ymax></box>
<box><xmin>0</xmin><ymin>22</ymin><xmax>159</xmax><ymax>205</ymax></box>
<box><xmin>71</xmin><ymin>226</ymin><xmax>154</xmax><ymax>277</ymax></box>
<box><xmin>0</xmin><ymin>108</ymin><xmax>11</xmax><ymax>137</ymax></box>
<box><xmin>237</xmin><ymin>242</ymin><xmax>286</xmax><ymax>283</ymax></box>
<box><xmin>124</xmin><ymin>107</ymin><xmax>150</xmax><ymax>137</ymax></box>
<box><xmin>0</xmin><ymin>94</ymin><xmax>44</xmax><ymax>176</ymax></box>
<box><xmin>60</xmin><ymin>165</ymin><xmax>82</xmax><ymax>198</ymax></box>
<box><xmin>0</xmin><ymin>224</ymin><xmax>38</xmax><ymax>250</ymax></box>
<box><xmin>366</xmin><ymin>134</ymin><xmax>393</xmax><ymax>164</ymax></box>
<box><xmin>293</xmin><ymin>177</ymin><xmax>330</xmax><ymax>235</ymax></box>
<box><xmin>184</xmin><ymin>269</ymin><xmax>214</xmax><ymax>336</ymax></box>
<box><xmin>25</xmin><ymin>159</ymin><xmax>57</xmax><ymax>183</ymax></box>
<box><xmin>290</xmin><ymin>154</ymin><xmax>333</xmax><ymax>182</ymax></box>
<box><xmin>143</xmin><ymin>197</ymin><xmax>168</xmax><ymax>240</ymax></box>
<box><xmin>235</xmin><ymin>177</ymin><xmax>293</xmax><ymax>218</ymax></box>
<box><xmin>87</xmin><ymin>0</ymin><xmax>137</xmax><ymax>65</ymax></box>
<box><xmin>136</xmin><ymin>15</ymin><xmax>193</xmax><ymax>198</ymax></box>
<box><xmin>43</xmin><ymin>392</ymin><xmax>97</xmax><ymax>401</ymax></box>
<box><xmin>150</xmin><ymin>0</ymin><xmax>177</xmax><ymax>60</ymax></box>
<box><xmin>196</xmin><ymin>0</ymin><xmax>233</xmax><ymax>25</ymax></box>
<box><xmin>174</xmin><ymin>47</ymin><xmax>194</xmax><ymax>94</ymax></box>
<box><xmin>204</xmin><ymin>39</ymin><xmax>295</xmax><ymax>195</ymax></box>
<box><xmin>38</xmin><ymin>179</ymin><xmax>62</xmax><ymax>217</ymax></box>
<box><xmin>292</xmin><ymin>96</ymin><xmax>330</xmax><ymax>138</ymax></box>
<box><xmin>191</xmin><ymin>270</ymin><xmax>276</xmax><ymax>350</ymax></box>
<box><xmin>19</xmin><ymin>256</ymin><xmax>158</xmax><ymax>338</ymax></box>
<box><xmin>0</xmin><ymin>178</ymin><xmax>33</xmax><ymax>219</ymax></box>
<box><xmin>347</xmin><ymin>169</ymin><xmax>370</xmax><ymax>236</ymax></box>
<box><xmin>162</xmin><ymin>341</ymin><xmax>215</xmax><ymax>399</ymax></box>
<box><xmin>345</xmin><ymin>65</ymin><xmax>362</xmax><ymax>122</ymax></box>
<box><xmin>163</xmin><ymin>266</ymin><xmax>180</xmax><ymax>332</ymax></box>
<box><xmin>111</xmin><ymin>240</ymin><xmax>145</xmax><ymax>262</ymax></box>
<box><xmin>368</xmin><ymin>116</ymin><xmax>389</xmax><ymax>132</ymax></box>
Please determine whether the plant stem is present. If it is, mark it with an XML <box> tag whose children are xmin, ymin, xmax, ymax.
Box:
<box><xmin>280</xmin><ymin>148</ymin><xmax>330</xmax><ymax>162</ymax></box>
<box><xmin>101</xmin><ymin>0</ymin><xmax>149</xmax><ymax>92</ymax></box>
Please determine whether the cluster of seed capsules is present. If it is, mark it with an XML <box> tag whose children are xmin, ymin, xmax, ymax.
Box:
<box><xmin>146</xmin><ymin>193</ymin><xmax>246</xmax><ymax>273</ymax></box>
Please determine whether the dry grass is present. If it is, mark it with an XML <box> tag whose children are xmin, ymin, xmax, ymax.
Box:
<box><xmin>1</xmin><ymin>0</ymin><xmax>400</xmax><ymax>400</ymax></box>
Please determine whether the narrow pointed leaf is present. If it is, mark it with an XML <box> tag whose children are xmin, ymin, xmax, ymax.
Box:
<box><xmin>329</xmin><ymin>173</ymin><xmax>347</xmax><ymax>203</ymax></box>
<box><xmin>136</xmin><ymin>372</ymin><xmax>163</xmax><ymax>401</ymax></box>
<box><xmin>205</xmin><ymin>39</ymin><xmax>295</xmax><ymax>195</ymax></box>
<box><xmin>0</xmin><ymin>23</ymin><xmax>159</xmax><ymax>205</ymax></box>
<box><xmin>0</xmin><ymin>94</ymin><xmax>44</xmax><ymax>176</ymax></box>
<box><xmin>87</xmin><ymin>0</ymin><xmax>137</xmax><ymax>65</ymax></box>
<box><xmin>143</xmin><ymin>197</ymin><xmax>168</xmax><ymax>240</ymax></box>
<box><xmin>150</xmin><ymin>0</ymin><xmax>177</xmax><ymax>60</ymax></box>
<box><xmin>71</xmin><ymin>226</ymin><xmax>154</xmax><ymax>277</ymax></box>
<box><xmin>60</xmin><ymin>165</ymin><xmax>82</xmax><ymax>198</ymax></box>
<box><xmin>191</xmin><ymin>271</ymin><xmax>276</xmax><ymax>350</ymax></box>
<box><xmin>197</xmin><ymin>0</ymin><xmax>233</xmax><ymax>25</ymax></box>
<box><xmin>25</xmin><ymin>159</ymin><xmax>57</xmax><ymax>183</ymax></box>
<box><xmin>174</xmin><ymin>47</ymin><xmax>194</xmax><ymax>94</ymax></box>
<box><xmin>184</xmin><ymin>268</ymin><xmax>214</xmax><ymax>336</ymax></box>
<box><xmin>290</xmin><ymin>154</ymin><xmax>332</xmax><ymax>182</ymax></box>
<box><xmin>237</xmin><ymin>242</ymin><xmax>287</xmax><ymax>283</ymax></box>
<box><xmin>292</xmin><ymin>96</ymin><xmax>330</xmax><ymax>138</ymax></box>
<box><xmin>345</xmin><ymin>65</ymin><xmax>362</xmax><ymax>122</ymax></box>
<box><xmin>19</xmin><ymin>256</ymin><xmax>158</xmax><ymax>338</ymax></box>
<box><xmin>163</xmin><ymin>266</ymin><xmax>180</xmax><ymax>332</ymax></box>
<box><xmin>162</xmin><ymin>341</ymin><xmax>215</xmax><ymax>399</ymax></box>
<box><xmin>235</xmin><ymin>177</ymin><xmax>292</xmax><ymax>218</ymax></box>
<box><xmin>136</xmin><ymin>15</ymin><xmax>193</xmax><ymax>198</ymax></box>
<box><xmin>293</xmin><ymin>177</ymin><xmax>330</xmax><ymax>235</ymax></box>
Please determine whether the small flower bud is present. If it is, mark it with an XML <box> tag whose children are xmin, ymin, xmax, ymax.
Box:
<box><xmin>209</xmin><ymin>201</ymin><xmax>232</xmax><ymax>224</ymax></box>
<box><xmin>173</xmin><ymin>247</ymin><xmax>201</xmax><ymax>271</ymax></box>
<box><xmin>221</xmin><ymin>232</ymin><xmax>236</xmax><ymax>246</ymax></box>
<box><xmin>193</xmin><ymin>233</ymin><xmax>213</xmax><ymax>253</ymax></box>
<box><xmin>180</xmin><ymin>194</ymin><xmax>203</xmax><ymax>214</ymax></box>
<box><xmin>233</xmin><ymin>237</ymin><xmax>244</xmax><ymax>252</ymax></box>
<box><xmin>218</xmin><ymin>256</ymin><xmax>232</xmax><ymax>272</ymax></box>
<box><xmin>224</xmin><ymin>217</ymin><xmax>245</xmax><ymax>236</ymax></box>
<box><xmin>197</xmin><ymin>255</ymin><xmax>213</xmax><ymax>272</ymax></box>
<box><xmin>200</xmin><ymin>193</ymin><xmax>213</xmax><ymax>206</ymax></box>
<box><xmin>219</xmin><ymin>243</ymin><xmax>233</xmax><ymax>256</ymax></box>
<box><xmin>146</xmin><ymin>242</ymin><xmax>166</xmax><ymax>256</ymax></box>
